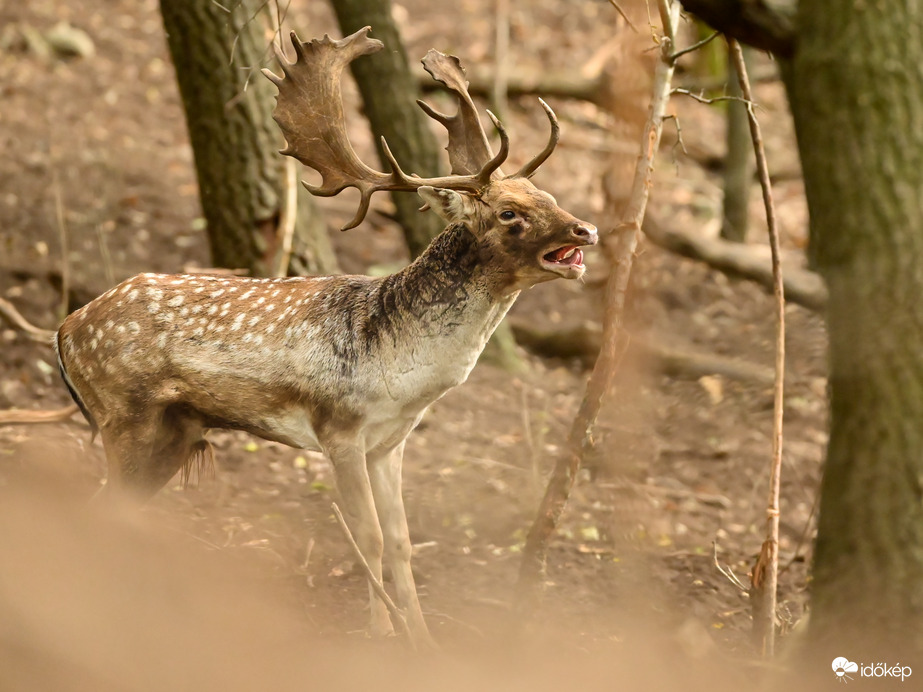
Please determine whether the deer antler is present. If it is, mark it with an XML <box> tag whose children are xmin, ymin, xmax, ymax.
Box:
<box><xmin>417</xmin><ymin>50</ymin><xmax>499</xmax><ymax>177</ymax></box>
<box><xmin>418</xmin><ymin>51</ymin><xmax>559</xmax><ymax>180</ymax></box>
<box><xmin>263</xmin><ymin>27</ymin><xmax>508</xmax><ymax>230</ymax></box>
<box><xmin>263</xmin><ymin>27</ymin><xmax>560</xmax><ymax>230</ymax></box>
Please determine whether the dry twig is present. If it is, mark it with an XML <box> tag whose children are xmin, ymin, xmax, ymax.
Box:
<box><xmin>0</xmin><ymin>297</ymin><xmax>55</xmax><ymax>343</ymax></box>
<box><xmin>330</xmin><ymin>503</ymin><xmax>414</xmax><ymax>649</ymax></box>
<box><xmin>516</xmin><ymin>0</ymin><xmax>682</xmax><ymax>603</ymax></box>
<box><xmin>728</xmin><ymin>37</ymin><xmax>785</xmax><ymax>659</ymax></box>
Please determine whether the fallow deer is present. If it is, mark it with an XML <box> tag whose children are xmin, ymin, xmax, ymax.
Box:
<box><xmin>54</xmin><ymin>28</ymin><xmax>597</xmax><ymax>644</ymax></box>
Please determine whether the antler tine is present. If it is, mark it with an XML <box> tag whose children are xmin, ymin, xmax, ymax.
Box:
<box><xmin>480</xmin><ymin>110</ymin><xmax>510</xmax><ymax>184</ymax></box>
<box><xmin>512</xmin><ymin>98</ymin><xmax>560</xmax><ymax>179</ymax></box>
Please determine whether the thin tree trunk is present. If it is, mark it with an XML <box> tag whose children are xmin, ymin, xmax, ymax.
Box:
<box><xmin>720</xmin><ymin>45</ymin><xmax>753</xmax><ymax>242</ymax></box>
<box><xmin>160</xmin><ymin>0</ymin><xmax>339</xmax><ymax>277</ymax></box>
<box><xmin>787</xmin><ymin>0</ymin><xmax>923</xmax><ymax>656</ymax></box>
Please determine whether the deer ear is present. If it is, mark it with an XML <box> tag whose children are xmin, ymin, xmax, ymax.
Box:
<box><xmin>418</xmin><ymin>186</ymin><xmax>477</xmax><ymax>223</ymax></box>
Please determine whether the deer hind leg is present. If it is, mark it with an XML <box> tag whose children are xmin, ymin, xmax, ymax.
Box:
<box><xmin>325</xmin><ymin>437</ymin><xmax>393</xmax><ymax>637</ymax></box>
<box><xmin>368</xmin><ymin>441</ymin><xmax>433</xmax><ymax>645</ymax></box>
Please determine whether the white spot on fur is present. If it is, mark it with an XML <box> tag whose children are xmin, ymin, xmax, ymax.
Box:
<box><xmin>240</xmin><ymin>290</ymin><xmax>255</xmax><ymax>299</ymax></box>
<box><xmin>207</xmin><ymin>305</ymin><xmax>218</xmax><ymax>315</ymax></box>
<box><xmin>265</xmin><ymin>304</ymin><xmax>275</xmax><ymax>311</ymax></box>
<box><xmin>127</xmin><ymin>322</ymin><xmax>140</xmax><ymax>335</ymax></box>
<box><xmin>194</xmin><ymin>286</ymin><xmax>205</xmax><ymax>293</ymax></box>
<box><xmin>193</xmin><ymin>327</ymin><xmax>204</xmax><ymax>337</ymax></box>
<box><xmin>168</xmin><ymin>295</ymin><xmax>184</xmax><ymax>307</ymax></box>
<box><xmin>248</xmin><ymin>315</ymin><xmax>260</xmax><ymax>327</ymax></box>
<box><xmin>231</xmin><ymin>314</ymin><xmax>244</xmax><ymax>331</ymax></box>
<box><xmin>127</xmin><ymin>289</ymin><xmax>138</xmax><ymax>303</ymax></box>
<box><xmin>116</xmin><ymin>325</ymin><xmax>126</xmax><ymax>334</ymax></box>
<box><xmin>148</xmin><ymin>302</ymin><xmax>160</xmax><ymax>314</ymax></box>
<box><xmin>157</xmin><ymin>333</ymin><xmax>167</xmax><ymax>349</ymax></box>
<box><xmin>210</xmin><ymin>289</ymin><xmax>225</xmax><ymax>298</ymax></box>
<box><xmin>146</xmin><ymin>288</ymin><xmax>164</xmax><ymax>301</ymax></box>
<box><xmin>254</xmin><ymin>334</ymin><xmax>263</xmax><ymax>346</ymax></box>
<box><xmin>192</xmin><ymin>305</ymin><xmax>202</xmax><ymax>314</ymax></box>
<box><xmin>266</xmin><ymin>324</ymin><xmax>275</xmax><ymax>334</ymax></box>
<box><xmin>180</xmin><ymin>307</ymin><xmax>189</xmax><ymax>317</ymax></box>
<box><xmin>256</xmin><ymin>297</ymin><xmax>266</xmax><ymax>305</ymax></box>
<box><xmin>120</xmin><ymin>284</ymin><xmax>134</xmax><ymax>294</ymax></box>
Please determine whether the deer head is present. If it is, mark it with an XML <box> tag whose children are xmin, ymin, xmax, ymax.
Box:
<box><xmin>262</xmin><ymin>27</ymin><xmax>596</xmax><ymax>288</ymax></box>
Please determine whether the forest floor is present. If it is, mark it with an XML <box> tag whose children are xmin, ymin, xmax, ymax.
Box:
<box><xmin>0</xmin><ymin>1</ymin><xmax>829</xmax><ymax>689</ymax></box>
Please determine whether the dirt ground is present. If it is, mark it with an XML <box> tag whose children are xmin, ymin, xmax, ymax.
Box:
<box><xmin>0</xmin><ymin>0</ymin><xmax>828</xmax><ymax>687</ymax></box>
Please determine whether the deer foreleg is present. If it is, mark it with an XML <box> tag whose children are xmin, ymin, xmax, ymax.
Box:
<box><xmin>368</xmin><ymin>441</ymin><xmax>432</xmax><ymax>644</ymax></box>
<box><xmin>326</xmin><ymin>437</ymin><xmax>392</xmax><ymax>637</ymax></box>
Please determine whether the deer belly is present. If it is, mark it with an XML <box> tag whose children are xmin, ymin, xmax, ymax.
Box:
<box><xmin>242</xmin><ymin>408</ymin><xmax>323</xmax><ymax>451</ymax></box>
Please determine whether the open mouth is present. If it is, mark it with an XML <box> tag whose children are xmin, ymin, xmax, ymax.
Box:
<box><xmin>542</xmin><ymin>245</ymin><xmax>584</xmax><ymax>269</ymax></box>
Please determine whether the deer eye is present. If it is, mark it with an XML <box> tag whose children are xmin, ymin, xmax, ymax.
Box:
<box><xmin>499</xmin><ymin>210</ymin><xmax>516</xmax><ymax>221</ymax></box>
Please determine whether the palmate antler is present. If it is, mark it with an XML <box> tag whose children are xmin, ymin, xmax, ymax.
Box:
<box><xmin>261</xmin><ymin>26</ymin><xmax>559</xmax><ymax>230</ymax></box>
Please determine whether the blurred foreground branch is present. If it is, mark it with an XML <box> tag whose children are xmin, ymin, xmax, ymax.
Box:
<box><xmin>516</xmin><ymin>0</ymin><xmax>682</xmax><ymax>604</ymax></box>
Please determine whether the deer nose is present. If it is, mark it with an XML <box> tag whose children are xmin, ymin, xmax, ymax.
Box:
<box><xmin>571</xmin><ymin>223</ymin><xmax>598</xmax><ymax>245</ymax></box>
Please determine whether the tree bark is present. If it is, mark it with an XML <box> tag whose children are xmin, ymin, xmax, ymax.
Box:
<box><xmin>160</xmin><ymin>0</ymin><xmax>339</xmax><ymax>277</ymax></box>
<box><xmin>720</xmin><ymin>45</ymin><xmax>754</xmax><ymax>242</ymax></box>
<box><xmin>787</xmin><ymin>0</ymin><xmax>923</xmax><ymax>655</ymax></box>
<box><xmin>332</xmin><ymin>0</ymin><xmax>522</xmax><ymax>371</ymax></box>
<box><xmin>330</xmin><ymin>0</ymin><xmax>445</xmax><ymax>258</ymax></box>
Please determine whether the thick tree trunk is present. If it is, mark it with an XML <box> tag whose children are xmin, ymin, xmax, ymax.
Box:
<box><xmin>160</xmin><ymin>0</ymin><xmax>338</xmax><ymax>277</ymax></box>
<box><xmin>330</xmin><ymin>0</ymin><xmax>445</xmax><ymax>258</ymax></box>
<box><xmin>788</xmin><ymin>0</ymin><xmax>923</xmax><ymax>655</ymax></box>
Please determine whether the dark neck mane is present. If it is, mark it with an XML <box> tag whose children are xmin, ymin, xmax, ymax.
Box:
<box><xmin>379</xmin><ymin>223</ymin><xmax>486</xmax><ymax>321</ymax></box>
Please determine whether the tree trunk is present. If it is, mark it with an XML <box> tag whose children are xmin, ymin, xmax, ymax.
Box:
<box><xmin>330</xmin><ymin>0</ymin><xmax>446</xmax><ymax>258</ymax></box>
<box><xmin>720</xmin><ymin>45</ymin><xmax>753</xmax><ymax>242</ymax></box>
<box><xmin>787</xmin><ymin>0</ymin><xmax>923</xmax><ymax>655</ymax></box>
<box><xmin>160</xmin><ymin>0</ymin><xmax>339</xmax><ymax>277</ymax></box>
<box><xmin>332</xmin><ymin>0</ymin><xmax>523</xmax><ymax>371</ymax></box>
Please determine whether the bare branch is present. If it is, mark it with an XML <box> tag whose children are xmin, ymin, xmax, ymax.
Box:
<box><xmin>330</xmin><ymin>503</ymin><xmax>414</xmax><ymax>648</ymax></box>
<box><xmin>672</xmin><ymin>87</ymin><xmax>752</xmax><ymax>106</ymax></box>
<box><xmin>713</xmin><ymin>541</ymin><xmax>749</xmax><ymax>593</ymax></box>
<box><xmin>607</xmin><ymin>0</ymin><xmax>639</xmax><ymax>33</ymax></box>
<box><xmin>0</xmin><ymin>297</ymin><xmax>56</xmax><ymax>343</ymax></box>
<box><xmin>729</xmin><ymin>36</ymin><xmax>785</xmax><ymax>659</ymax></box>
<box><xmin>669</xmin><ymin>29</ymin><xmax>720</xmax><ymax>63</ymax></box>
<box><xmin>0</xmin><ymin>405</ymin><xmax>80</xmax><ymax>426</ymax></box>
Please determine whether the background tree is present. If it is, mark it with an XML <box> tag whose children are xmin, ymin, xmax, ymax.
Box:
<box><xmin>683</xmin><ymin>0</ymin><xmax>923</xmax><ymax>655</ymax></box>
<box><xmin>160</xmin><ymin>0</ymin><xmax>339</xmax><ymax>277</ymax></box>
<box><xmin>332</xmin><ymin>0</ymin><xmax>522</xmax><ymax>370</ymax></box>
<box><xmin>329</xmin><ymin>0</ymin><xmax>445</xmax><ymax>258</ymax></box>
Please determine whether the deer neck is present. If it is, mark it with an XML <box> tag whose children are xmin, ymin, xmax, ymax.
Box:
<box><xmin>380</xmin><ymin>222</ymin><xmax>518</xmax><ymax>350</ymax></box>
